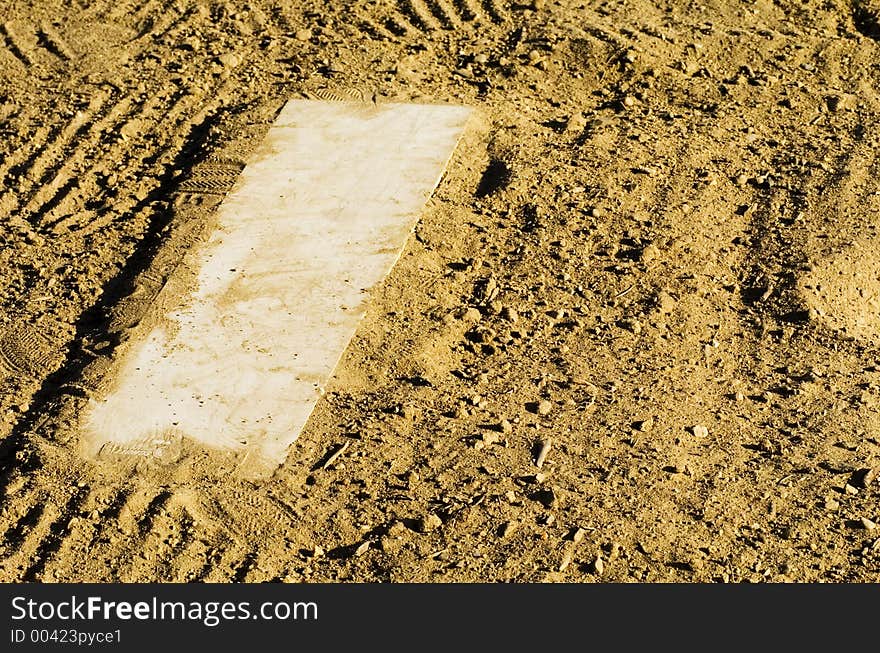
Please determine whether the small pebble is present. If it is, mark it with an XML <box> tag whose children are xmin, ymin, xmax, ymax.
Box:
<box><xmin>295</xmin><ymin>28</ymin><xmax>313</xmax><ymax>41</ymax></box>
<box><xmin>640</xmin><ymin>243</ymin><xmax>660</xmax><ymax>263</ymax></box>
<box><xmin>498</xmin><ymin>419</ymin><xmax>513</xmax><ymax>434</ymax></box>
<box><xmin>691</xmin><ymin>424</ymin><xmax>709</xmax><ymax>438</ymax></box>
<box><xmin>218</xmin><ymin>52</ymin><xmax>241</xmax><ymax>68</ymax></box>
<box><xmin>537</xmin><ymin>400</ymin><xmax>552</xmax><ymax>416</ymax></box>
<box><xmin>593</xmin><ymin>554</ymin><xmax>605</xmax><ymax>575</ymax></box>
<box><xmin>558</xmin><ymin>547</ymin><xmax>573</xmax><ymax>572</ymax></box>
<box><xmin>861</xmin><ymin>517</ymin><xmax>877</xmax><ymax>530</ymax></box>
<box><xmin>353</xmin><ymin>541</ymin><xmax>370</xmax><ymax>557</ymax></box>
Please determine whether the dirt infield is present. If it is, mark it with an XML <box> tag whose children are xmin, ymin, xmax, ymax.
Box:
<box><xmin>1</xmin><ymin>0</ymin><xmax>880</xmax><ymax>582</ymax></box>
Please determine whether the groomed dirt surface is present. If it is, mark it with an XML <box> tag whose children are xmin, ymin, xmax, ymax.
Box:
<box><xmin>2</xmin><ymin>0</ymin><xmax>880</xmax><ymax>583</ymax></box>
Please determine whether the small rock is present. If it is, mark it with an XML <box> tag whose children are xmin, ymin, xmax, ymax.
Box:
<box><xmin>691</xmin><ymin>424</ymin><xmax>709</xmax><ymax>438</ymax></box>
<box><xmin>824</xmin><ymin>498</ymin><xmax>840</xmax><ymax>511</ymax></box>
<box><xmin>640</xmin><ymin>243</ymin><xmax>660</xmax><ymax>263</ymax></box>
<box><xmin>844</xmin><ymin>484</ymin><xmax>859</xmax><ymax>496</ymax></box>
<box><xmin>534</xmin><ymin>437</ymin><xmax>553</xmax><ymax>468</ymax></box>
<box><xmin>655</xmin><ymin>291</ymin><xmax>676</xmax><ymax>314</ymax></box>
<box><xmin>353</xmin><ymin>541</ymin><xmax>370</xmax><ymax>557</ymax></box>
<box><xmin>593</xmin><ymin>554</ymin><xmax>605</xmax><ymax>575</ymax></box>
<box><xmin>218</xmin><ymin>52</ymin><xmax>241</xmax><ymax>68</ymax></box>
<box><xmin>861</xmin><ymin>517</ymin><xmax>877</xmax><ymax>530</ymax></box>
<box><xmin>537</xmin><ymin>400</ymin><xmax>552</xmax><ymax>416</ymax></box>
<box><xmin>481</xmin><ymin>431</ymin><xmax>500</xmax><ymax>446</ymax></box>
<box><xmin>500</xmin><ymin>306</ymin><xmax>518</xmax><ymax>323</ymax></box>
<box><xmin>571</xmin><ymin>527</ymin><xmax>586</xmax><ymax>544</ymax></box>
<box><xmin>564</xmin><ymin>112</ymin><xmax>587</xmax><ymax>135</ymax></box>
<box><xmin>558</xmin><ymin>546</ymin><xmax>573</xmax><ymax>572</ymax></box>
<box><xmin>417</xmin><ymin>513</ymin><xmax>443</xmax><ymax>533</ymax></box>
<box><xmin>498</xmin><ymin>419</ymin><xmax>513</xmax><ymax>434</ymax></box>
<box><xmin>634</xmin><ymin>416</ymin><xmax>654</xmax><ymax>432</ymax></box>
<box><xmin>589</xmin><ymin>206</ymin><xmax>605</xmax><ymax>218</ymax></box>
<box><xmin>295</xmin><ymin>28</ymin><xmax>313</xmax><ymax>41</ymax></box>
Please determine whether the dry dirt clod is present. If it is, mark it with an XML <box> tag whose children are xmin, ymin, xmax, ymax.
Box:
<box><xmin>537</xmin><ymin>400</ymin><xmax>552</xmax><ymax>416</ymax></box>
<box><xmin>691</xmin><ymin>424</ymin><xmax>709</xmax><ymax>438</ymax></box>
<box><xmin>417</xmin><ymin>514</ymin><xmax>443</xmax><ymax>533</ymax></box>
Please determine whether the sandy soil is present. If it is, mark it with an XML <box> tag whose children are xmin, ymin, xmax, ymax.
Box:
<box><xmin>1</xmin><ymin>0</ymin><xmax>880</xmax><ymax>582</ymax></box>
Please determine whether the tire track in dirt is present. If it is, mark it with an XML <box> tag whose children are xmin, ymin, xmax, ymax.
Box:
<box><xmin>0</xmin><ymin>20</ymin><xmax>73</xmax><ymax>70</ymax></box>
<box><xmin>393</xmin><ymin>0</ymin><xmax>507</xmax><ymax>33</ymax></box>
<box><xmin>2</xmin><ymin>94</ymin><xmax>277</xmax><ymax>582</ymax></box>
<box><xmin>0</xmin><ymin>22</ymin><xmax>35</xmax><ymax>68</ymax></box>
<box><xmin>37</xmin><ymin>23</ymin><xmax>76</xmax><ymax>61</ymax></box>
<box><xmin>117</xmin><ymin>498</ymin><xmax>196</xmax><ymax>582</ymax></box>
<box><xmin>0</xmin><ymin>91</ymin><xmax>112</xmax><ymax>222</ymax></box>
<box><xmin>3</xmin><ymin>485</ymin><xmax>88</xmax><ymax>581</ymax></box>
<box><xmin>41</xmin><ymin>58</ymin><xmax>248</xmax><ymax>239</ymax></box>
<box><xmin>49</xmin><ymin>77</ymin><xmax>243</xmax><ymax>240</ymax></box>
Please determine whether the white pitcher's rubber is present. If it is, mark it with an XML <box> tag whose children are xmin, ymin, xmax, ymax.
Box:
<box><xmin>81</xmin><ymin>100</ymin><xmax>471</xmax><ymax>474</ymax></box>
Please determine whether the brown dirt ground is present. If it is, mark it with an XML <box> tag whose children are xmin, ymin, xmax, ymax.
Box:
<box><xmin>2</xmin><ymin>0</ymin><xmax>880</xmax><ymax>583</ymax></box>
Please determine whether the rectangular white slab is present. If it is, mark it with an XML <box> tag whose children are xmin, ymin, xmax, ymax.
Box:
<box><xmin>81</xmin><ymin>100</ymin><xmax>471</xmax><ymax>474</ymax></box>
